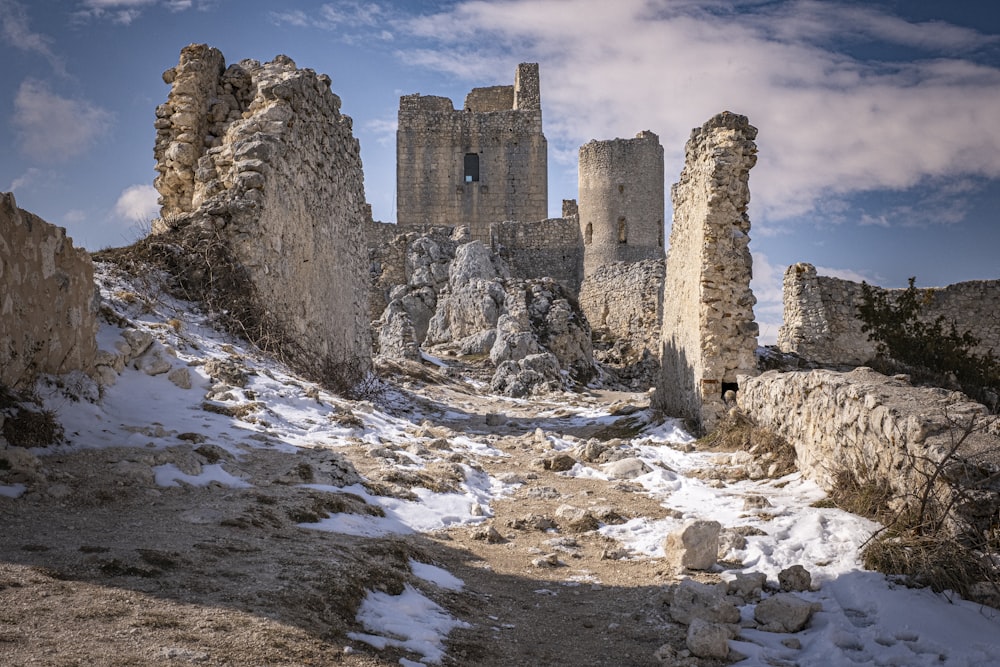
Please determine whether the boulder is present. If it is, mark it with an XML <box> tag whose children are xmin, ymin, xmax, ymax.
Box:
<box><xmin>669</xmin><ymin>579</ymin><xmax>740</xmax><ymax>626</ymax></box>
<box><xmin>754</xmin><ymin>593</ymin><xmax>819</xmax><ymax>633</ymax></box>
<box><xmin>665</xmin><ymin>519</ymin><xmax>722</xmax><ymax>571</ymax></box>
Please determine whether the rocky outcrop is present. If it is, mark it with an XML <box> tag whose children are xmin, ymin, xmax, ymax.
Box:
<box><xmin>655</xmin><ymin>111</ymin><xmax>759</xmax><ymax>434</ymax></box>
<box><xmin>425</xmin><ymin>241</ymin><xmax>509</xmax><ymax>353</ymax></box>
<box><xmin>151</xmin><ymin>44</ymin><xmax>370</xmax><ymax>383</ymax></box>
<box><xmin>373</xmin><ymin>229</ymin><xmax>463</xmax><ymax>361</ymax></box>
<box><xmin>0</xmin><ymin>193</ymin><xmax>98</xmax><ymax>389</ymax></box>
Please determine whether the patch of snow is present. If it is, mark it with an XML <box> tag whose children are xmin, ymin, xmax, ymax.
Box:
<box><xmin>153</xmin><ymin>463</ymin><xmax>252</xmax><ymax>488</ymax></box>
<box><xmin>409</xmin><ymin>559</ymin><xmax>464</xmax><ymax>591</ymax></box>
<box><xmin>347</xmin><ymin>585</ymin><xmax>470</xmax><ymax>665</ymax></box>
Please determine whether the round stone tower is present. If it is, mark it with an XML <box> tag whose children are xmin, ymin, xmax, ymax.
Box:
<box><xmin>578</xmin><ymin>130</ymin><xmax>665</xmax><ymax>277</ymax></box>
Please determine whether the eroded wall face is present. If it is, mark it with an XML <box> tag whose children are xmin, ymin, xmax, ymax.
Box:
<box><xmin>490</xmin><ymin>218</ymin><xmax>583</xmax><ymax>291</ymax></box>
<box><xmin>655</xmin><ymin>112</ymin><xmax>759</xmax><ymax>433</ymax></box>
<box><xmin>778</xmin><ymin>263</ymin><xmax>1000</xmax><ymax>366</ymax></box>
<box><xmin>0</xmin><ymin>193</ymin><xmax>98</xmax><ymax>389</ymax></box>
<box><xmin>396</xmin><ymin>64</ymin><xmax>547</xmax><ymax>241</ymax></box>
<box><xmin>579</xmin><ymin>259</ymin><xmax>665</xmax><ymax>361</ymax></box>
<box><xmin>578</xmin><ymin>131</ymin><xmax>665</xmax><ymax>278</ymax></box>
<box><xmin>154</xmin><ymin>44</ymin><xmax>371</xmax><ymax>377</ymax></box>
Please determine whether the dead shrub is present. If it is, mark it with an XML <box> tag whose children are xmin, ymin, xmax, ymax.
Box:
<box><xmin>0</xmin><ymin>387</ymin><xmax>64</xmax><ymax>448</ymax></box>
<box><xmin>697</xmin><ymin>410</ymin><xmax>797</xmax><ymax>477</ymax></box>
<box><xmin>862</xmin><ymin>534</ymin><xmax>990</xmax><ymax>598</ymax></box>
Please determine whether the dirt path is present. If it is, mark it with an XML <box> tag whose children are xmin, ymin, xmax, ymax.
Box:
<box><xmin>0</xmin><ymin>374</ymin><xmax>726</xmax><ymax>666</ymax></box>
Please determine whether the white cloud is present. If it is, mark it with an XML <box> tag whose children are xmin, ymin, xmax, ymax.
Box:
<box><xmin>363</xmin><ymin>117</ymin><xmax>398</xmax><ymax>147</ymax></box>
<box><xmin>387</xmin><ymin>0</ymin><xmax>1000</xmax><ymax>229</ymax></box>
<box><xmin>75</xmin><ymin>0</ymin><xmax>196</xmax><ymax>23</ymax></box>
<box><xmin>7</xmin><ymin>167</ymin><xmax>42</xmax><ymax>192</ymax></box>
<box><xmin>12</xmin><ymin>79</ymin><xmax>113</xmax><ymax>162</ymax></box>
<box><xmin>63</xmin><ymin>209</ymin><xmax>87</xmax><ymax>224</ymax></box>
<box><xmin>113</xmin><ymin>184</ymin><xmax>159</xmax><ymax>222</ymax></box>
<box><xmin>814</xmin><ymin>266</ymin><xmax>873</xmax><ymax>283</ymax></box>
<box><xmin>0</xmin><ymin>0</ymin><xmax>66</xmax><ymax>75</ymax></box>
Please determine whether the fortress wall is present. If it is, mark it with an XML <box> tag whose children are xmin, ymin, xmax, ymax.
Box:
<box><xmin>489</xmin><ymin>217</ymin><xmax>583</xmax><ymax>290</ymax></box>
<box><xmin>655</xmin><ymin>112</ymin><xmax>759</xmax><ymax>433</ymax></box>
<box><xmin>579</xmin><ymin>259</ymin><xmax>665</xmax><ymax>360</ymax></box>
<box><xmin>0</xmin><ymin>193</ymin><xmax>98</xmax><ymax>389</ymax></box>
<box><xmin>154</xmin><ymin>44</ymin><xmax>371</xmax><ymax>380</ymax></box>
<box><xmin>778</xmin><ymin>263</ymin><xmax>1000</xmax><ymax>365</ymax></box>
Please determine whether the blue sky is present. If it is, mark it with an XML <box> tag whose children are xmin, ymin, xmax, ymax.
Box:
<box><xmin>3</xmin><ymin>0</ymin><xmax>999</xmax><ymax>342</ymax></box>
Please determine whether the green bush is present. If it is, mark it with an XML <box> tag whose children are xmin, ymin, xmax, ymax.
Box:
<box><xmin>858</xmin><ymin>278</ymin><xmax>1000</xmax><ymax>411</ymax></box>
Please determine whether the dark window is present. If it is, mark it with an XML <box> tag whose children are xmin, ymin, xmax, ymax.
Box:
<box><xmin>584</xmin><ymin>222</ymin><xmax>593</xmax><ymax>245</ymax></box>
<box><xmin>464</xmin><ymin>153</ymin><xmax>480</xmax><ymax>183</ymax></box>
<box><xmin>617</xmin><ymin>217</ymin><xmax>627</xmax><ymax>243</ymax></box>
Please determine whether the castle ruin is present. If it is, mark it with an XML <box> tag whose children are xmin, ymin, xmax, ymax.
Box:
<box><xmin>152</xmin><ymin>44</ymin><xmax>372</xmax><ymax>380</ymax></box>
<box><xmin>578</xmin><ymin>131</ymin><xmax>665</xmax><ymax>278</ymax></box>
<box><xmin>655</xmin><ymin>112</ymin><xmax>760</xmax><ymax>433</ymax></box>
<box><xmin>395</xmin><ymin>64</ymin><xmax>547</xmax><ymax>243</ymax></box>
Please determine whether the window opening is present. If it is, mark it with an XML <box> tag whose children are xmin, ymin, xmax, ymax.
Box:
<box><xmin>464</xmin><ymin>153</ymin><xmax>480</xmax><ymax>183</ymax></box>
<box><xmin>584</xmin><ymin>222</ymin><xmax>593</xmax><ymax>245</ymax></box>
<box><xmin>617</xmin><ymin>217</ymin><xmax>627</xmax><ymax>243</ymax></box>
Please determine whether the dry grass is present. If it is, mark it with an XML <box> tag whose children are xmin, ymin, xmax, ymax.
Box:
<box><xmin>697</xmin><ymin>410</ymin><xmax>798</xmax><ymax>477</ymax></box>
<box><xmin>862</xmin><ymin>533</ymin><xmax>990</xmax><ymax>597</ymax></box>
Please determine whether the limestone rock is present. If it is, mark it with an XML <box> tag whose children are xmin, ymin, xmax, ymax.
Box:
<box><xmin>669</xmin><ymin>579</ymin><xmax>740</xmax><ymax>626</ymax></box>
<box><xmin>779</xmin><ymin>564</ymin><xmax>812</xmax><ymax>592</ymax></box>
<box><xmin>665</xmin><ymin>519</ymin><xmax>722</xmax><ymax>571</ymax></box>
<box><xmin>754</xmin><ymin>593</ymin><xmax>819</xmax><ymax>633</ymax></box>
<box><xmin>601</xmin><ymin>457</ymin><xmax>651</xmax><ymax>480</ymax></box>
<box><xmin>167</xmin><ymin>367</ymin><xmax>193</xmax><ymax>390</ymax></box>
<box><xmin>686</xmin><ymin>617</ymin><xmax>731</xmax><ymax>659</ymax></box>
<box><xmin>554</xmin><ymin>504</ymin><xmax>599</xmax><ymax>533</ymax></box>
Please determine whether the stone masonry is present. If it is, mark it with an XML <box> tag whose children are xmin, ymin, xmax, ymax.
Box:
<box><xmin>778</xmin><ymin>262</ymin><xmax>1000</xmax><ymax>366</ymax></box>
<box><xmin>578</xmin><ymin>131</ymin><xmax>665</xmax><ymax>278</ymax></box>
<box><xmin>153</xmin><ymin>44</ymin><xmax>371</xmax><ymax>378</ymax></box>
<box><xmin>579</xmin><ymin>259</ymin><xmax>665</xmax><ymax>363</ymax></box>
<box><xmin>656</xmin><ymin>112</ymin><xmax>759</xmax><ymax>433</ymax></box>
<box><xmin>739</xmin><ymin>367</ymin><xmax>1000</xmax><ymax>539</ymax></box>
<box><xmin>0</xmin><ymin>192</ymin><xmax>98</xmax><ymax>389</ymax></box>
<box><xmin>396</xmin><ymin>64</ymin><xmax>547</xmax><ymax>242</ymax></box>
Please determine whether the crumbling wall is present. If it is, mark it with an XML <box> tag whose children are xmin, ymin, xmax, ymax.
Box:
<box><xmin>655</xmin><ymin>112</ymin><xmax>759</xmax><ymax>433</ymax></box>
<box><xmin>739</xmin><ymin>368</ymin><xmax>1000</xmax><ymax>536</ymax></box>
<box><xmin>0</xmin><ymin>193</ymin><xmax>98</xmax><ymax>389</ymax></box>
<box><xmin>395</xmin><ymin>64</ymin><xmax>547</xmax><ymax>241</ymax></box>
<box><xmin>153</xmin><ymin>44</ymin><xmax>371</xmax><ymax>379</ymax></box>
<box><xmin>578</xmin><ymin>131</ymin><xmax>665</xmax><ymax>278</ymax></box>
<box><xmin>778</xmin><ymin>262</ymin><xmax>1000</xmax><ymax>366</ymax></box>
<box><xmin>490</xmin><ymin>217</ymin><xmax>583</xmax><ymax>291</ymax></box>
<box><xmin>579</xmin><ymin>259</ymin><xmax>664</xmax><ymax>362</ymax></box>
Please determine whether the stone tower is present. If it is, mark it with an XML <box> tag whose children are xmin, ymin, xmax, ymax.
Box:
<box><xmin>578</xmin><ymin>131</ymin><xmax>664</xmax><ymax>278</ymax></box>
<box><xmin>395</xmin><ymin>64</ymin><xmax>548</xmax><ymax>241</ymax></box>
<box><xmin>655</xmin><ymin>112</ymin><xmax>759</xmax><ymax>434</ymax></box>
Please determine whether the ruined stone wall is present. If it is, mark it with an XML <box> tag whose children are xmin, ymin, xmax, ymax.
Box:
<box><xmin>396</xmin><ymin>64</ymin><xmax>547</xmax><ymax>241</ymax></box>
<box><xmin>0</xmin><ymin>193</ymin><xmax>98</xmax><ymax>389</ymax></box>
<box><xmin>655</xmin><ymin>112</ymin><xmax>759</xmax><ymax>433</ymax></box>
<box><xmin>578</xmin><ymin>131</ymin><xmax>665</xmax><ymax>277</ymax></box>
<box><xmin>579</xmin><ymin>259</ymin><xmax>664</xmax><ymax>360</ymax></box>
<box><xmin>778</xmin><ymin>262</ymin><xmax>1000</xmax><ymax>366</ymax></box>
<box><xmin>153</xmin><ymin>44</ymin><xmax>371</xmax><ymax>377</ymax></box>
<box><xmin>490</xmin><ymin>217</ymin><xmax>583</xmax><ymax>290</ymax></box>
<box><xmin>739</xmin><ymin>368</ymin><xmax>1000</xmax><ymax>535</ymax></box>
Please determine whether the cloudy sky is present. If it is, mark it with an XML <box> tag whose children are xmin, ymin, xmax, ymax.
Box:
<box><xmin>2</xmin><ymin>0</ymin><xmax>999</xmax><ymax>341</ymax></box>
